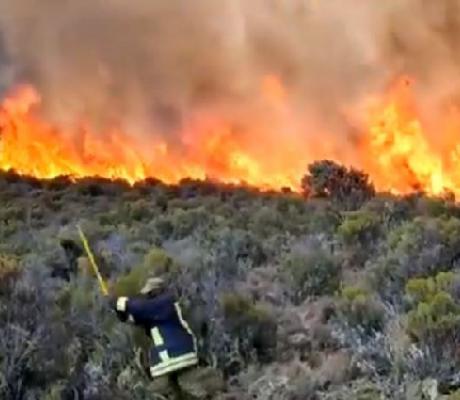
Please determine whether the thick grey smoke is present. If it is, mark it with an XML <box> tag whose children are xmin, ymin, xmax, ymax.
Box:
<box><xmin>0</xmin><ymin>0</ymin><xmax>459</xmax><ymax>144</ymax></box>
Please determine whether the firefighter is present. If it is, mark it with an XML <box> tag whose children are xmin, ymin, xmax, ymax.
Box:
<box><xmin>111</xmin><ymin>277</ymin><xmax>199</xmax><ymax>393</ymax></box>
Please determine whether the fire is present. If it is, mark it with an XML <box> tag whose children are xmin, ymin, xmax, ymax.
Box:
<box><xmin>361</xmin><ymin>77</ymin><xmax>460</xmax><ymax>197</ymax></box>
<box><xmin>1</xmin><ymin>76</ymin><xmax>460</xmax><ymax>197</ymax></box>
<box><xmin>0</xmin><ymin>83</ymin><xmax>299</xmax><ymax>189</ymax></box>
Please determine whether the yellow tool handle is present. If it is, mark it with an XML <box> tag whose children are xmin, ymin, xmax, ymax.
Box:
<box><xmin>77</xmin><ymin>225</ymin><xmax>109</xmax><ymax>296</ymax></box>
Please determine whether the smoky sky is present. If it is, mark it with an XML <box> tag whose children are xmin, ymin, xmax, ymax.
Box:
<box><xmin>0</xmin><ymin>0</ymin><xmax>459</xmax><ymax>138</ymax></box>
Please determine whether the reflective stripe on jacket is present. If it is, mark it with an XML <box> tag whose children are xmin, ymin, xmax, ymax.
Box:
<box><xmin>115</xmin><ymin>291</ymin><xmax>198</xmax><ymax>378</ymax></box>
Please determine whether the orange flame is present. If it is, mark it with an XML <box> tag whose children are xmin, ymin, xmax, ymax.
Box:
<box><xmin>361</xmin><ymin>77</ymin><xmax>460</xmax><ymax>197</ymax></box>
<box><xmin>1</xmin><ymin>77</ymin><xmax>460</xmax><ymax>196</ymax></box>
<box><xmin>0</xmin><ymin>79</ymin><xmax>305</xmax><ymax>190</ymax></box>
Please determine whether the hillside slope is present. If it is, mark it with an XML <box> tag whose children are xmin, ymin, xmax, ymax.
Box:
<box><xmin>1</xmin><ymin>169</ymin><xmax>460</xmax><ymax>399</ymax></box>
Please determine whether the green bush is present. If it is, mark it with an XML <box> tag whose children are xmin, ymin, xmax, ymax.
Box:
<box><xmin>405</xmin><ymin>272</ymin><xmax>460</xmax><ymax>342</ymax></box>
<box><xmin>221</xmin><ymin>292</ymin><xmax>277</xmax><ymax>363</ymax></box>
<box><xmin>249</xmin><ymin>206</ymin><xmax>283</xmax><ymax>238</ymax></box>
<box><xmin>338</xmin><ymin>286</ymin><xmax>385</xmax><ymax>332</ymax></box>
<box><xmin>405</xmin><ymin>271</ymin><xmax>456</xmax><ymax>304</ymax></box>
<box><xmin>415</xmin><ymin>197</ymin><xmax>449</xmax><ymax>217</ymax></box>
<box><xmin>170</xmin><ymin>207</ymin><xmax>210</xmax><ymax>239</ymax></box>
<box><xmin>127</xmin><ymin>200</ymin><xmax>155</xmax><ymax>222</ymax></box>
<box><xmin>113</xmin><ymin>248</ymin><xmax>177</xmax><ymax>296</ymax></box>
<box><xmin>284</xmin><ymin>248</ymin><xmax>341</xmax><ymax>302</ymax></box>
<box><xmin>369</xmin><ymin>216</ymin><xmax>460</xmax><ymax>302</ymax></box>
<box><xmin>337</xmin><ymin>211</ymin><xmax>380</xmax><ymax>246</ymax></box>
<box><xmin>154</xmin><ymin>216</ymin><xmax>174</xmax><ymax>240</ymax></box>
<box><xmin>0</xmin><ymin>254</ymin><xmax>21</xmax><ymax>294</ymax></box>
<box><xmin>307</xmin><ymin>201</ymin><xmax>342</xmax><ymax>234</ymax></box>
<box><xmin>387</xmin><ymin>217</ymin><xmax>460</xmax><ymax>256</ymax></box>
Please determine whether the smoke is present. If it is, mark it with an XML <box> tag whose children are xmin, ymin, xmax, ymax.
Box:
<box><xmin>0</xmin><ymin>32</ymin><xmax>13</xmax><ymax>96</ymax></box>
<box><xmin>0</xmin><ymin>0</ymin><xmax>459</xmax><ymax>150</ymax></box>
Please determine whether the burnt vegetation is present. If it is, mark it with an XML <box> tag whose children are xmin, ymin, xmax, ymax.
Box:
<box><xmin>1</xmin><ymin>160</ymin><xmax>460</xmax><ymax>399</ymax></box>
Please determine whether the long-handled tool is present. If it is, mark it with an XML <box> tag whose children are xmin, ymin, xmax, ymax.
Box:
<box><xmin>77</xmin><ymin>225</ymin><xmax>109</xmax><ymax>296</ymax></box>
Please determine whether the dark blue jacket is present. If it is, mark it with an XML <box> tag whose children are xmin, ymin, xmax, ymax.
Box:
<box><xmin>115</xmin><ymin>291</ymin><xmax>198</xmax><ymax>378</ymax></box>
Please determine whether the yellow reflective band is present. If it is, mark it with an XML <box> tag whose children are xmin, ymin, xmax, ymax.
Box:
<box><xmin>150</xmin><ymin>327</ymin><xmax>165</xmax><ymax>347</ymax></box>
<box><xmin>116</xmin><ymin>297</ymin><xmax>128</xmax><ymax>312</ymax></box>
<box><xmin>159</xmin><ymin>350</ymin><xmax>170</xmax><ymax>362</ymax></box>
<box><xmin>149</xmin><ymin>352</ymin><xmax>198</xmax><ymax>378</ymax></box>
<box><xmin>174</xmin><ymin>302</ymin><xmax>197</xmax><ymax>352</ymax></box>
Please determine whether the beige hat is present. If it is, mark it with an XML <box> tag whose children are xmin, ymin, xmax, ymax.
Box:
<box><xmin>140</xmin><ymin>277</ymin><xmax>165</xmax><ymax>295</ymax></box>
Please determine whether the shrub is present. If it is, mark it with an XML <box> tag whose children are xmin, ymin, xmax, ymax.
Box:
<box><xmin>362</xmin><ymin>195</ymin><xmax>413</xmax><ymax>227</ymax></box>
<box><xmin>215</xmin><ymin>228</ymin><xmax>266</xmax><ymax>267</ymax></box>
<box><xmin>112</xmin><ymin>248</ymin><xmax>177</xmax><ymax>296</ymax></box>
<box><xmin>250</xmin><ymin>206</ymin><xmax>283</xmax><ymax>238</ymax></box>
<box><xmin>405</xmin><ymin>272</ymin><xmax>460</xmax><ymax>345</ymax></box>
<box><xmin>406</xmin><ymin>292</ymin><xmax>460</xmax><ymax>342</ymax></box>
<box><xmin>221</xmin><ymin>293</ymin><xmax>277</xmax><ymax>364</ymax></box>
<box><xmin>405</xmin><ymin>271</ymin><xmax>456</xmax><ymax>304</ymax></box>
<box><xmin>354</xmin><ymin>383</ymin><xmax>382</xmax><ymax>400</ymax></box>
<box><xmin>301</xmin><ymin>160</ymin><xmax>375</xmax><ymax>210</ymax></box>
<box><xmin>306</xmin><ymin>201</ymin><xmax>342</xmax><ymax>235</ymax></box>
<box><xmin>368</xmin><ymin>217</ymin><xmax>460</xmax><ymax>303</ymax></box>
<box><xmin>284</xmin><ymin>248</ymin><xmax>341</xmax><ymax>302</ymax></box>
<box><xmin>170</xmin><ymin>207</ymin><xmax>210</xmax><ymax>239</ymax></box>
<box><xmin>415</xmin><ymin>196</ymin><xmax>449</xmax><ymax>218</ymax></box>
<box><xmin>338</xmin><ymin>286</ymin><xmax>385</xmax><ymax>333</ymax></box>
<box><xmin>337</xmin><ymin>211</ymin><xmax>381</xmax><ymax>246</ymax></box>
<box><xmin>154</xmin><ymin>216</ymin><xmax>174</xmax><ymax>240</ymax></box>
<box><xmin>0</xmin><ymin>254</ymin><xmax>22</xmax><ymax>295</ymax></box>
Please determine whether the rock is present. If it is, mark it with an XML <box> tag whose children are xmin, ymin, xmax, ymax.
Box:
<box><xmin>318</xmin><ymin>379</ymin><xmax>382</xmax><ymax>400</ymax></box>
<box><xmin>149</xmin><ymin>375</ymin><xmax>178</xmax><ymax>398</ymax></box>
<box><xmin>406</xmin><ymin>379</ymin><xmax>439</xmax><ymax>400</ymax></box>
<box><xmin>355</xmin><ymin>383</ymin><xmax>382</xmax><ymax>400</ymax></box>
<box><xmin>178</xmin><ymin>367</ymin><xmax>225</xmax><ymax>399</ymax></box>
<box><xmin>406</xmin><ymin>381</ymin><xmax>422</xmax><ymax>400</ymax></box>
<box><xmin>423</xmin><ymin>379</ymin><xmax>440</xmax><ymax>400</ymax></box>
<box><xmin>287</xmin><ymin>332</ymin><xmax>310</xmax><ymax>348</ymax></box>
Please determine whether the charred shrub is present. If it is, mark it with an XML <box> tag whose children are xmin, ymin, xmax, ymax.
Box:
<box><xmin>302</xmin><ymin>160</ymin><xmax>375</xmax><ymax>210</ymax></box>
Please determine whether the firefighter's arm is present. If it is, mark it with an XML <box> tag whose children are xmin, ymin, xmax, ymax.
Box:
<box><xmin>112</xmin><ymin>296</ymin><xmax>136</xmax><ymax>323</ymax></box>
<box><xmin>112</xmin><ymin>296</ymin><xmax>155</xmax><ymax>324</ymax></box>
